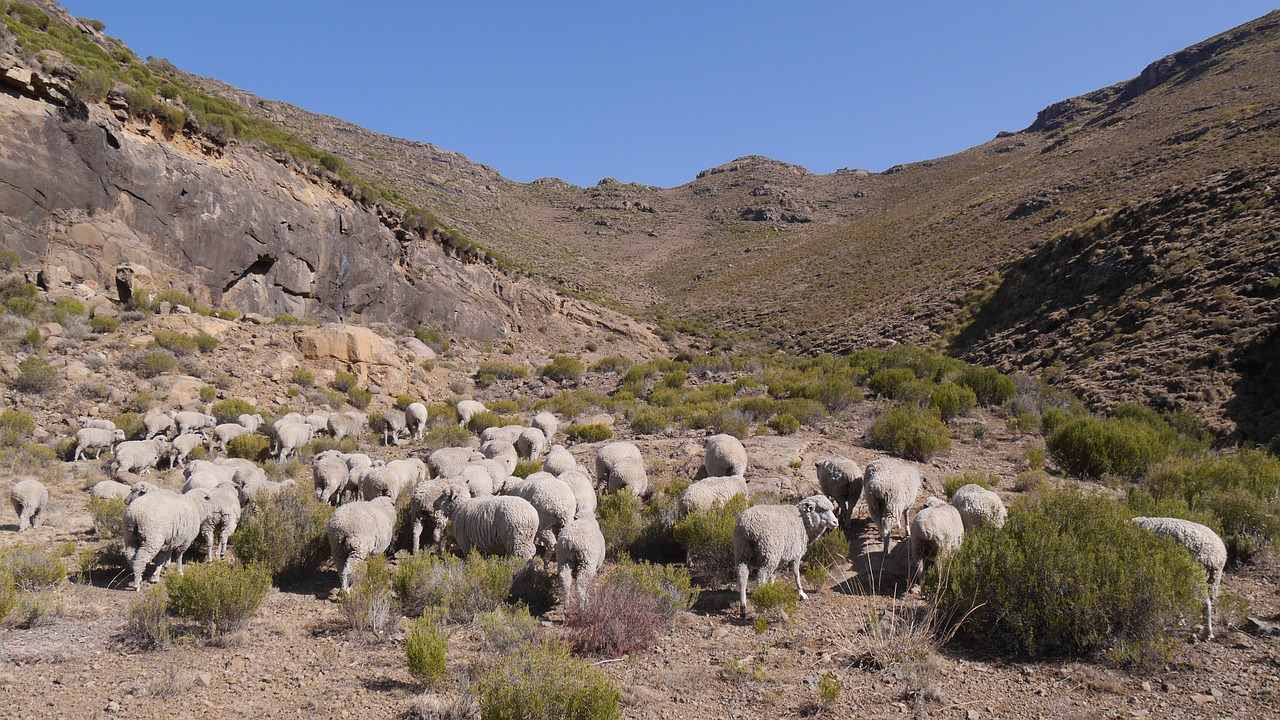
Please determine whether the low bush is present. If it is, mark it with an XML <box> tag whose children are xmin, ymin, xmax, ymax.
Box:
<box><xmin>12</xmin><ymin>591</ymin><xmax>64</xmax><ymax>628</ymax></box>
<box><xmin>0</xmin><ymin>569</ymin><xmax>16</xmax><ymax>622</ymax></box>
<box><xmin>331</xmin><ymin>370</ymin><xmax>358</xmax><ymax>392</ymax></box>
<box><xmin>672</xmin><ymin>496</ymin><xmax>747</xmax><ymax>584</ymax></box>
<box><xmin>0</xmin><ymin>408</ymin><xmax>35</xmax><ymax>445</ymax></box>
<box><xmin>628</xmin><ymin>407</ymin><xmax>670</xmax><ymax>435</ymax></box>
<box><xmin>152</xmin><ymin>329</ymin><xmax>199</xmax><ymax>355</ymax></box>
<box><xmin>596</xmin><ymin>489</ymin><xmax>647</xmax><ymax>557</ymax></box>
<box><xmin>123</xmin><ymin>586</ymin><xmax>172</xmax><ymax>649</ymax></box>
<box><xmin>291</xmin><ymin>367</ymin><xmax>315</xmax><ymax>388</ymax></box>
<box><xmin>393</xmin><ymin>551</ymin><xmax>519</xmax><ymax>622</ymax></box>
<box><xmin>513</xmin><ymin>459</ymin><xmax>543</xmax><ymax>478</ymax></box>
<box><xmin>131</xmin><ymin>350</ymin><xmax>178</xmax><ymax>378</ymax></box>
<box><xmin>414</xmin><ymin>326</ymin><xmax>451</xmax><ymax>353</ymax></box>
<box><xmin>88</xmin><ymin>496</ymin><xmax>127</xmax><ymax>538</ymax></box>
<box><xmin>957</xmin><ymin>366</ymin><xmax>1016</xmax><ymax>406</ymax></box>
<box><xmin>929</xmin><ymin>381</ymin><xmax>978</xmax><ymax>421</ymax></box>
<box><xmin>749</xmin><ymin>580</ymin><xmax>800</xmax><ymax>628</ymax></box>
<box><xmin>0</xmin><ymin>544</ymin><xmax>66</xmax><ymax>591</ymax></box>
<box><xmin>425</xmin><ymin>424</ymin><xmax>470</xmax><ymax>448</ymax></box>
<box><xmin>12</xmin><ymin>356</ymin><xmax>60</xmax><ymax>394</ymax></box>
<box><xmin>767</xmin><ymin>413</ymin><xmax>800</xmax><ymax>435</ymax></box>
<box><xmin>867</xmin><ymin>404</ymin><xmax>952</xmax><ymax>462</ymax></box>
<box><xmin>406</xmin><ymin>612</ymin><xmax>448</xmax><ymax>685</ymax></box>
<box><xmin>932</xmin><ymin>486</ymin><xmax>1204</xmax><ymax>664</ymax></box>
<box><xmin>566</xmin><ymin>423</ymin><xmax>613</xmax><ymax>443</ymax></box>
<box><xmin>467</xmin><ymin>410</ymin><xmax>503</xmax><ymax>434</ymax></box>
<box><xmin>868</xmin><ymin>368</ymin><xmax>919</xmax><ymax>399</ymax></box>
<box><xmin>226</xmin><ymin>434</ymin><xmax>270</xmax><ymax>461</ymax></box>
<box><xmin>166</xmin><ymin>561</ymin><xmax>271</xmax><ymax>638</ymax></box>
<box><xmin>608</xmin><ymin>553</ymin><xmax>698</xmax><ymax>623</ymax></box>
<box><xmin>540</xmin><ymin>355</ymin><xmax>585</xmax><ymax>384</ymax></box>
<box><xmin>342</xmin><ymin>555</ymin><xmax>398</xmax><ymax>641</ymax></box>
<box><xmin>211</xmin><ymin>398</ymin><xmax>256</xmax><ymax>424</ymax></box>
<box><xmin>477</xmin><ymin>639</ymin><xmax>621</xmax><ymax>720</ymax></box>
<box><xmin>229</xmin><ymin>489</ymin><xmax>334</xmax><ymax>582</ymax></box>
<box><xmin>590</xmin><ymin>356</ymin><xmax>631</xmax><ymax>374</ymax></box>
<box><xmin>90</xmin><ymin>313</ymin><xmax>119</xmax><ymax>333</ymax></box>
<box><xmin>475</xmin><ymin>362</ymin><xmax>528</xmax><ymax>386</ymax></box>
<box><xmin>476</xmin><ymin>604</ymin><xmax>542</xmax><ymax>652</ymax></box>
<box><xmin>563</xmin><ymin>573</ymin><xmax>665</xmax><ymax>656</ymax></box>
<box><xmin>346</xmin><ymin>387</ymin><xmax>372</xmax><ymax>410</ymax></box>
<box><xmin>113</xmin><ymin>412</ymin><xmax>145</xmax><ymax>439</ymax></box>
<box><xmin>1047</xmin><ymin>414</ymin><xmax>1172</xmax><ymax>480</ymax></box>
<box><xmin>943</xmin><ymin>472</ymin><xmax>997</xmax><ymax>498</ymax></box>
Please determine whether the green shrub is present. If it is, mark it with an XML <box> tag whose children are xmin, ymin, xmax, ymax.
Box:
<box><xmin>0</xmin><ymin>544</ymin><xmax>66</xmax><ymax>591</ymax></box>
<box><xmin>540</xmin><ymin>355</ymin><xmax>584</xmax><ymax>384</ymax></box>
<box><xmin>933</xmin><ymin>486</ymin><xmax>1204</xmax><ymax>663</ymax></box>
<box><xmin>4</xmin><ymin>296</ymin><xmax>36</xmax><ymax>317</ymax></box>
<box><xmin>867</xmin><ymin>404</ymin><xmax>952</xmax><ymax>461</ymax></box>
<box><xmin>477</xmin><ymin>639</ymin><xmax>621</xmax><ymax>720</ymax></box>
<box><xmin>0</xmin><ymin>408</ymin><xmax>35</xmax><ymax>445</ymax></box>
<box><xmin>226</xmin><ymin>434</ymin><xmax>270</xmax><ymax>461</ymax></box>
<box><xmin>12</xmin><ymin>591</ymin><xmax>65</xmax><ymax>628</ymax></box>
<box><xmin>609</xmin><ymin>553</ymin><xmax>698</xmax><ymax>622</ymax></box>
<box><xmin>291</xmin><ymin>367</ymin><xmax>315</xmax><ymax>388</ymax></box>
<box><xmin>152</xmin><ymin>329</ymin><xmax>199</xmax><ymax>355</ymax></box>
<box><xmin>123</xmin><ymin>586</ymin><xmax>171</xmax><ymax>649</ymax></box>
<box><xmin>229</xmin><ymin>490</ymin><xmax>333</xmax><ymax>582</ymax></box>
<box><xmin>12</xmin><ymin>356</ymin><xmax>60</xmax><ymax>394</ymax></box>
<box><xmin>112</xmin><ymin>412</ymin><xmax>145</xmax><ymax>440</ymax></box>
<box><xmin>88</xmin><ymin>496</ymin><xmax>127</xmax><ymax>539</ymax></box>
<box><xmin>476</xmin><ymin>605</ymin><xmax>542</xmax><ymax>652</ymax></box>
<box><xmin>957</xmin><ymin>366</ymin><xmax>1016</xmax><ymax>406</ymax></box>
<box><xmin>596</xmin><ymin>489</ymin><xmax>648</xmax><ymax>558</ymax></box>
<box><xmin>749</xmin><ymin>580</ymin><xmax>800</xmax><ymax>627</ymax></box>
<box><xmin>342</xmin><ymin>554</ymin><xmax>398</xmax><ymax>641</ymax></box>
<box><xmin>425</xmin><ymin>424</ymin><xmax>471</xmax><ymax>448</ymax></box>
<box><xmin>211</xmin><ymin>398</ymin><xmax>256</xmax><ymax>424</ymax></box>
<box><xmin>90</xmin><ymin>313</ymin><xmax>120</xmax><ymax>333</ymax></box>
<box><xmin>166</xmin><ymin>561</ymin><xmax>271</xmax><ymax>638</ymax></box>
<box><xmin>943</xmin><ymin>471</ymin><xmax>997</xmax><ymax>498</ymax></box>
<box><xmin>475</xmin><ymin>362</ymin><xmax>528</xmax><ymax>385</ymax></box>
<box><xmin>331</xmin><ymin>370</ymin><xmax>358</xmax><ymax>392</ymax></box>
<box><xmin>0</xmin><ymin>569</ymin><xmax>17</xmax><ymax>623</ymax></box>
<box><xmin>392</xmin><ymin>393</ymin><xmax>416</xmax><ymax>411</ymax></box>
<box><xmin>868</xmin><ymin>368</ymin><xmax>919</xmax><ymax>399</ymax></box>
<box><xmin>406</xmin><ymin>612</ymin><xmax>448</xmax><ymax>685</ymax></box>
<box><xmin>467</xmin><ymin>410</ymin><xmax>503</xmax><ymax>434</ymax></box>
<box><xmin>778</xmin><ymin>398</ymin><xmax>827</xmax><ymax>426</ymax></box>
<box><xmin>393</xmin><ymin>551</ymin><xmax>519</xmax><ymax>622</ymax></box>
<box><xmin>18</xmin><ymin>328</ymin><xmax>41</xmax><ymax>348</ymax></box>
<box><xmin>346</xmin><ymin>387</ymin><xmax>372</xmax><ymax>410</ymax></box>
<box><xmin>672</xmin><ymin>496</ymin><xmax>747</xmax><ymax>584</ymax></box>
<box><xmin>929</xmin><ymin>381</ymin><xmax>978</xmax><ymax>420</ymax></box>
<box><xmin>0</xmin><ymin>249</ymin><xmax>19</xmax><ymax>271</ymax></box>
<box><xmin>566</xmin><ymin>423</ymin><xmax>613</xmax><ymax>443</ymax></box>
<box><xmin>132</xmin><ymin>350</ymin><xmax>178</xmax><ymax>378</ymax></box>
<box><xmin>413</xmin><ymin>326</ymin><xmax>451</xmax><ymax>353</ymax></box>
<box><xmin>590</xmin><ymin>356</ymin><xmax>631</xmax><ymax>374</ymax></box>
<box><xmin>767</xmin><ymin>413</ymin><xmax>800</xmax><ymax>435</ymax></box>
<box><xmin>1047</xmin><ymin>415</ymin><xmax>1172</xmax><ymax>480</ymax></box>
<box><xmin>628</xmin><ymin>407</ymin><xmax>670</xmax><ymax>436</ymax></box>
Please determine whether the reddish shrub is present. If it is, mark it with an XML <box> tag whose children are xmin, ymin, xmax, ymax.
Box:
<box><xmin>563</xmin><ymin>577</ymin><xmax>664</xmax><ymax>657</ymax></box>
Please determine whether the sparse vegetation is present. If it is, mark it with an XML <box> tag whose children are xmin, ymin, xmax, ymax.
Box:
<box><xmin>166</xmin><ymin>561</ymin><xmax>271</xmax><ymax>639</ymax></box>
<box><xmin>229</xmin><ymin>490</ymin><xmax>334</xmax><ymax>582</ymax></box>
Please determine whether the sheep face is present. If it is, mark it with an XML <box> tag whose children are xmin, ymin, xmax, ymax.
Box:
<box><xmin>798</xmin><ymin>495</ymin><xmax>839</xmax><ymax>538</ymax></box>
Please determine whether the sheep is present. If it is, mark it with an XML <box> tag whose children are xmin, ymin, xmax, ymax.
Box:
<box><xmin>734</xmin><ymin>495</ymin><xmax>840</xmax><ymax>619</ymax></box>
<box><xmin>10</xmin><ymin>478</ymin><xmax>49</xmax><ymax>531</ymax></box>
<box><xmin>114</xmin><ymin>437</ymin><xmax>170</xmax><ymax>475</ymax></box>
<box><xmin>182</xmin><ymin>471</ymin><xmax>223</xmax><ymax>494</ymax></box>
<box><xmin>456</xmin><ymin>399</ymin><xmax>487</xmax><ymax>427</ymax></box>
<box><xmin>305</xmin><ymin>412</ymin><xmax>331</xmax><ymax>436</ymax></box>
<box><xmin>327</xmin><ymin>496</ymin><xmax>399</xmax><ymax>591</ymax></box>
<box><xmin>272</xmin><ymin>421</ymin><xmax>313</xmax><ymax>461</ymax></box>
<box><xmin>434</xmin><ymin>485</ymin><xmax>539</xmax><ymax>562</ymax></box>
<box><xmin>409</xmin><ymin>479</ymin><xmax>459</xmax><ymax>553</ymax></box>
<box><xmin>481</xmin><ymin>441</ymin><xmax>518</xmax><ymax>475</ymax></box>
<box><xmin>275</xmin><ymin>412</ymin><xmax>307</xmax><ymax>428</ymax></box>
<box><xmin>430</xmin><ymin>447</ymin><xmax>481</xmax><ymax>479</ymax></box>
<box><xmin>516</xmin><ymin>427</ymin><xmax>548</xmax><ymax>460</ymax></box>
<box><xmin>207</xmin><ymin>423</ymin><xmax>248</xmax><ymax>453</ymax></box>
<box><xmin>594</xmin><ymin>441</ymin><xmax>643</xmax><ymax>485</ymax></box>
<box><xmin>359</xmin><ymin>465</ymin><xmax>411</xmax><ymax>502</ymax></box>
<box><xmin>816</xmin><ymin>456</ymin><xmax>863</xmax><ymax>531</ymax></box>
<box><xmin>123</xmin><ymin>486</ymin><xmax>213</xmax><ymax>590</ymax></box>
<box><xmin>406</xmin><ymin>402</ymin><xmax>428</xmax><ymax>440</ymax></box>
<box><xmin>557</xmin><ymin>469</ymin><xmax>597</xmax><ymax>515</ymax></box>
<box><xmin>1132</xmin><ymin>516</ymin><xmax>1228</xmax><ymax>639</ymax></box>
<box><xmin>126</xmin><ymin>480</ymin><xmax>162</xmax><ymax>505</ymax></box>
<box><xmin>606</xmin><ymin>456</ymin><xmax>648</xmax><ymax>497</ymax></box>
<box><xmin>74</xmin><ymin>427</ymin><xmax>125</xmax><ymax>461</ymax></box>
<box><xmin>326</xmin><ymin>411</ymin><xmax>364</xmax><ymax>441</ymax></box>
<box><xmin>907</xmin><ymin>497</ymin><xmax>965</xmax><ymax>587</ymax></box>
<box><xmin>863</xmin><ymin>457</ymin><xmax>923</xmax><ymax>556</ymax></box>
<box><xmin>556</xmin><ymin>511</ymin><xmax>605</xmax><ymax>606</ymax></box>
<box><xmin>200</xmin><ymin>482</ymin><xmax>242</xmax><ymax>561</ymax></box>
<box><xmin>949</xmin><ymin>484</ymin><xmax>1007</xmax><ymax>531</ymax></box>
<box><xmin>532</xmin><ymin>412</ymin><xmax>559</xmax><ymax>442</ymax></box>
<box><xmin>184</xmin><ymin>459</ymin><xmax>235</xmax><ymax>483</ymax></box>
<box><xmin>78</xmin><ymin>417</ymin><xmax>117</xmax><ymax>432</ymax></box>
<box><xmin>502</xmin><ymin>475</ymin><xmax>577</xmax><ymax>561</ymax></box>
<box><xmin>387</xmin><ymin>457</ymin><xmax>428</xmax><ymax>487</ymax></box>
<box><xmin>678</xmin><ymin>475</ymin><xmax>749</xmax><ymax>518</ymax></box>
<box><xmin>166</xmin><ymin>432</ymin><xmax>205</xmax><ymax>469</ymax></box>
<box><xmin>238</xmin><ymin>478</ymin><xmax>298</xmax><ymax>506</ymax></box>
<box><xmin>90</xmin><ymin>479</ymin><xmax>133</xmax><ymax>501</ymax></box>
<box><xmin>313</xmin><ymin>453</ymin><xmax>351</xmax><ymax>505</ymax></box>
<box><xmin>481</xmin><ymin>425</ymin><xmax>524</xmax><ymax>447</ymax></box>
<box><xmin>143</xmin><ymin>410</ymin><xmax>176</xmax><ymax>439</ymax></box>
<box><xmin>237</xmin><ymin>413</ymin><xmax>266</xmax><ymax>433</ymax></box>
<box><xmin>456</xmin><ymin>465</ymin><xmax>497</xmax><ymax>498</ymax></box>
<box><xmin>544</xmin><ymin>445</ymin><xmax>578</xmax><ymax>476</ymax></box>
<box><xmin>380</xmin><ymin>409</ymin><xmax>408</xmax><ymax>445</ymax></box>
<box><xmin>174</xmin><ymin>410</ymin><xmax>217</xmax><ymax>436</ymax></box>
<box><xmin>704</xmin><ymin>434</ymin><xmax>748</xmax><ymax>478</ymax></box>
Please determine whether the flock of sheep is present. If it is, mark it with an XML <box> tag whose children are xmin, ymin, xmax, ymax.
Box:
<box><xmin>6</xmin><ymin>397</ymin><xmax>1229</xmax><ymax>635</ymax></box>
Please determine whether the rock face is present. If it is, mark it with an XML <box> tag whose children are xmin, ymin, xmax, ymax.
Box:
<box><xmin>296</xmin><ymin>325</ymin><xmax>399</xmax><ymax>366</ymax></box>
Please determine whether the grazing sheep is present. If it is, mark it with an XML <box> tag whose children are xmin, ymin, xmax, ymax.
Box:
<box><xmin>143</xmin><ymin>411</ymin><xmax>176</xmax><ymax>439</ymax></box>
<box><xmin>123</xmin><ymin>487</ymin><xmax>213</xmax><ymax>590</ymax></box>
<box><xmin>184</xmin><ymin>459</ymin><xmax>235</xmax><ymax>484</ymax></box>
<box><xmin>516</xmin><ymin>427</ymin><xmax>548</xmax><ymax>460</ymax></box>
<box><xmin>10</xmin><ymin>478</ymin><xmax>49</xmax><ymax>531</ymax></box>
<box><xmin>430</xmin><ymin>447</ymin><xmax>481</xmax><ymax>480</ymax></box>
<box><xmin>114</xmin><ymin>437</ymin><xmax>170</xmax><ymax>476</ymax></box>
<box><xmin>704</xmin><ymin>434</ymin><xmax>748</xmax><ymax>478</ymax></box>
<box><xmin>557</xmin><ymin>469</ymin><xmax>597</xmax><ymax>516</ymax></box>
<box><xmin>313</xmin><ymin>453</ymin><xmax>351</xmax><ymax>505</ymax></box>
<box><xmin>74</xmin><ymin>427</ymin><xmax>125</xmax><ymax>461</ymax></box>
<box><xmin>237</xmin><ymin>478</ymin><xmax>298</xmax><ymax>505</ymax></box>
<box><xmin>90</xmin><ymin>479</ymin><xmax>133</xmax><ymax>501</ymax></box>
<box><xmin>409</xmin><ymin>479</ymin><xmax>459</xmax><ymax>553</ymax></box>
<box><xmin>502</xmin><ymin>475</ymin><xmax>577</xmax><ymax>561</ymax></box>
<box><xmin>556</xmin><ymin>511</ymin><xmax>605</xmax><ymax>605</ymax></box>
<box><xmin>236</xmin><ymin>413</ymin><xmax>266</xmax><ymax>433</ymax></box>
<box><xmin>406</xmin><ymin>402</ymin><xmax>428</xmax><ymax>441</ymax></box>
<box><xmin>380</xmin><ymin>409</ymin><xmax>408</xmax><ymax>445</ymax></box>
<box><xmin>1132</xmin><ymin>516</ymin><xmax>1228</xmax><ymax>639</ymax></box>
<box><xmin>209</xmin><ymin>423</ymin><xmax>250</xmax><ymax>453</ymax></box>
<box><xmin>327</xmin><ymin>496</ymin><xmax>399</xmax><ymax>591</ymax></box>
<box><xmin>907</xmin><ymin>497</ymin><xmax>965</xmax><ymax>586</ymax></box>
<box><xmin>678</xmin><ymin>475</ymin><xmax>749</xmax><ymax>518</ymax></box>
<box><xmin>594</xmin><ymin>441</ymin><xmax>643</xmax><ymax>485</ymax></box>
<box><xmin>456</xmin><ymin>399</ymin><xmax>487</xmax><ymax>427</ymax></box>
<box><xmin>456</xmin><ymin>465</ymin><xmax>497</xmax><ymax>498</ymax></box>
<box><xmin>481</xmin><ymin>441</ymin><xmax>519</xmax><ymax>475</ymax></box>
<box><xmin>532</xmin><ymin>412</ymin><xmax>559</xmax><ymax>442</ymax></box>
<box><xmin>166</xmin><ymin>433</ymin><xmax>205</xmax><ymax>469</ymax></box>
<box><xmin>863</xmin><ymin>458</ymin><xmax>923</xmax><ymax>555</ymax></box>
<box><xmin>816</xmin><ymin>457</ymin><xmax>863</xmax><ymax>530</ymax></box>
<box><xmin>272</xmin><ymin>421</ymin><xmax>313</xmax><ymax>461</ymax></box>
<box><xmin>200</xmin><ymin>482</ymin><xmax>242</xmax><ymax>560</ymax></box>
<box><xmin>606</xmin><ymin>456</ymin><xmax>649</xmax><ymax>497</ymax></box>
<box><xmin>78</xmin><ymin>417</ymin><xmax>117</xmax><ymax>432</ymax></box>
<box><xmin>275</xmin><ymin>412</ymin><xmax>307</xmax><ymax>428</ymax></box>
<box><xmin>434</xmin><ymin>485</ymin><xmax>539</xmax><ymax>561</ymax></box>
<box><xmin>174</xmin><ymin>411</ymin><xmax>217</xmax><ymax>436</ymax></box>
<box><xmin>734</xmin><ymin>495</ymin><xmax>840</xmax><ymax>619</ymax></box>
<box><xmin>181</xmin><ymin>471</ymin><xmax>223</xmax><ymax>494</ymax></box>
<box><xmin>359</xmin><ymin>465</ymin><xmax>411</xmax><ymax>502</ymax></box>
<box><xmin>544</xmin><ymin>445</ymin><xmax>578</xmax><ymax>476</ymax></box>
<box><xmin>305</xmin><ymin>412</ymin><xmax>331</xmax><ymax>436</ymax></box>
<box><xmin>481</xmin><ymin>425</ymin><xmax>525</xmax><ymax>447</ymax></box>
<box><xmin>326</xmin><ymin>411</ymin><xmax>365</xmax><ymax>441</ymax></box>
<box><xmin>949</xmin><ymin>484</ymin><xmax>1007</xmax><ymax>531</ymax></box>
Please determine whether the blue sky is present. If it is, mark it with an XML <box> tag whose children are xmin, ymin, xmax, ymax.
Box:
<box><xmin>57</xmin><ymin>2</ymin><xmax>1280</xmax><ymax>188</ymax></box>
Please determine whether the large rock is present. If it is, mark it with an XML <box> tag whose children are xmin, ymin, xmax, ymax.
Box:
<box><xmin>296</xmin><ymin>325</ymin><xmax>399</xmax><ymax>366</ymax></box>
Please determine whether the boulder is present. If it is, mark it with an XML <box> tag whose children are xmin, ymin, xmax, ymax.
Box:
<box><xmin>296</xmin><ymin>325</ymin><xmax>399</xmax><ymax>366</ymax></box>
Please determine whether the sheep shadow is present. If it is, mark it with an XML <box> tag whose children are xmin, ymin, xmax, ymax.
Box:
<box><xmin>691</xmin><ymin>588</ymin><xmax>741</xmax><ymax>618</ymax></box>
<box><xmin>0</xmin><ymin>522</ymin><xmax>18</xmax><ymax>532</ymax></box>
<box><xmin>833</xmin><ymin>531</ymin><xmax>913</xmax><ymax>599</ymax></box>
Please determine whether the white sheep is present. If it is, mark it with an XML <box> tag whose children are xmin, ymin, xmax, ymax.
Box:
<box><xmin>949</xmin><ymin>484</ymin><xmax>1007</xmax><ymax>531</ymax></box>
<box><xmin>359</xmin><ymin>465</ymin><xmax>410</xmax><ymax>502</ymax></box>
<box><xmin>10</xmin><ymin>478</ymin><xmax>49</xmax><ymax>531</ymax></box>
<box><xmin>907</xmin><ymin>497</ymin><xmax>965</xmax><ymax>587</ymax></box>
<box><xmin>556</xmin><ymin>511</ymin><xmax>605</xmax><ymax>606</ymax></box>
<box><xmin>557</xmin><ymin>469</ymin><xmax>597</xmax><ymax>515</ymax></box>
<box><xmin>704</xmin><ymin>433</ymin><xmax>748</xmax><ymax>477</ymax></box>
<box><xmin>313</xmin><ymin>453</ymin><xmax>351</xmax><ymax>505</ymax></box>
<box><xmin>434</xmin><ymin>485</ymin><xmax>539</xmax><ymax>561</ymax></box>
<box><xmin>456</xmin><ymin>465</ymin><xmax>497</xmax><ymax>498</ymax></box>
<box><xmin>430</xmin><ymin>446</ymin><xmax>481</xmax><ymax>480</ymax></box>
<box><xmin>74</xmin><ymin>427</ymin><xmax>125</xmax><ymax>461</ymax></box>
<box><xmin>174</xmin><ymin>410</ymin><xmax>216</xmax><ymax>436</ymax></box>
<box><xmin>236</xmin><ymin>413</ymin><xmax>266</xmax><ymax>433</ymax></box>
<box><xmin>166</xmin><ymin>432</ymin><xmax>205</xmax><ymax>469</ymax></box>
<box><xmin>209</xmin><ymin>423</ymin><xmax>250</xmax><ymax>453</ymax></box>
<box><xmin>481</xmin><ymin>441</ymin><xmax>519</xmax><ymax>475</ymax></box>
<box><xmin>863</xmin><ymin>457</ymin><xmax>923</xmax><ymax>556</ymax></box>
<box><xmin>90</xmin><ymin>479</ymin><xmax>133</xmax><ymax>501</ymax></box>
<box><xmin>607</xmin><ymin>456</ymin><xmax>648</xmax><ymax>497</ymax></box>
<box><xmin>406</xmin><ymin>402</ymin><xmax>428</xmax><ymax>440</ymax></box>
<box><xmin>326</xmin><ymin>411</ymin><xmax>365</xmax><ymax>441</ymax></box>
<box><xmin>516</xmin><ymin>427</ymin><xmax>548</xmax><ymax>460</ymax></box>
<box><xmin>182</xmin><ymin>471</ymin><xmax>223</xmax><ymax>494</ymax></box>
<box><xmin>409</xmin><ymin>479</ymin><xmax>459</xmax><ymax>553</ymax></box>
<box><xmin>678</xmin><ymin>474</ymin><xmax>749</xmax><ymax>518</ymax></box>
<box><xmin>816</xmin><ymin>456</ymin><xmax>863</xmax><ymax>530</ymax></box>
<box><xmin>305</xmin><ymin>412</ymin><xmax>331</xmax><ymax>436</ymax></box>
<box><xmin>470</xmin><ymin>457</ymin><xmax>513</xmax><ymax>488</ymax></box>
<box><xmin>114</xmin><ymin>437</ymin><xmax>170</xmax><ymax>475</ymax></box>
<box><xmin>1132</xmin><ymin>516</ymin><xmax>1228</xmax><ymax>639</ymax></box>
<box><xmin>272</xmin><ymin>421</ymin><xmax>313</xmax><ymax>461</ymax></box>
<box><xmin>502</xmin><ymin>475</ymin><xmax>577</xmax><ymax>562</ymax></box>
<box><xmin>143</xmin><ymin>410</ymin><xmax>176</xmax><ymax>439</ymax></box>
<box><xmin>200</xmin><ymin>482</ymin><xmax>242</xmax><ymax>561</ymax></box>
<box><xmin>380</xmin><ymin>408</ymin><xmax>408</xmax><ymax>445</ymax></box>
<box><xmin>327</xmin><ymin>496</ymin><xmax>399</xmax><ymax>591</ymax></box>
<box><xmin>734</xmin><ymin>495</ymin><xmax>840</xmax><ymax>619</ymax></box>
<box><xmin>543</xmin><ymin>444</ymin><xmax>578</xmax><ymax>476</ymax></box>
<box><xmin>78</xmin><ymin>417</ymin><xmax>117</xmax><ymax>432</ymax></box>
<box><xmin>123</xmin><ymin>486</ymin><xmax>213</xmax><ymax>590</ymax></box>
<box><xmin>456</xmin><ymin>399</ymin><xmax>487</xmax><ymax>427</ymax></box>
<box><xmin>238</xmin><ymin>477</ymin><xmax>298</xmax><ymax>505</ymax></box>
<box><xmin>532</xmin><ymin>412</ymin><xmax>559</xmax><ymax>442</ymax></box>
<box><xmin>482</xmin><ymin>424</ymin><xmax>525</xmax><ymax>447</ymax></box>
<box><xmin>594</xmin><ymin>441</ymin><xmax>643</xmax><ymax>485</ymax></box>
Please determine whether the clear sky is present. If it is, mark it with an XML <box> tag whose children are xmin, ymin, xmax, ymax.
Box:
<box><xmin>56</xmin><ymin>1</ymin><xmax>1280</xmax><ymax>188</ymax></box>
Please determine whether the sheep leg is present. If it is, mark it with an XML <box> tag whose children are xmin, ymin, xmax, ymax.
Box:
<box><xmin>791</xmin><ymin>559</ymin><xmax>808</xmax><ymax>601</ymax></box>
<box><xmin>204</xmin><ymin>527</ymin><xmax>217</xmax><ymax>562</ymax></box>
<box><xmin>1205</xmin><ymin>596</ymin><xmax>1214</xmax><ymax>640</ymax></box>
<box><xmin>17</xmin><ymin>507</ymin><xmax>31</xmax><ymax>531</ymax></box>
<box><xmin>559</xmin><ymin>563</ymin><xmax>574</xmax><ymax>608</ymax></box>
<box><xmin>132</xmin><ymin>542</ymin><xmax>161</xmax><ymax>587</ymax></box>
<box><xmin>74</xmin><ymin>446</ymin><xmax>84</xmax><ymax>462</ymax></box>
<box><xmin>30</xmin><ymin>507</ymin><xmax>43</xmax><ymax>529</ymax></box>
<box><xmin>149</xmin><ymin>548</ymin><xmax>173</xmax><ymax>583</ymax></box>
<box><xmin>411</xmin><ymin>517</ymin><xmax>423</xmax><ymax>554</ymax></box>
<box><xmin>737</xmin><ymin>562</ymin><xmax>751</xmax><ymax>620</ymax></box>
<box><xmin>218</xmin><ymin>519</ymin><xmax>236</xmax><ymax>559</ymax></box>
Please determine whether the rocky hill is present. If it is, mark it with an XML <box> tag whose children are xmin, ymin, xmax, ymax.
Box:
<box><xmin>2</xmin><ymin>2</ymin><xmax>1279</xmax><ymax>440</ymax></box>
